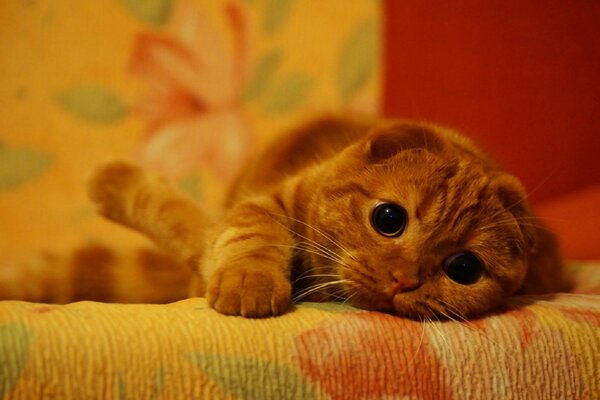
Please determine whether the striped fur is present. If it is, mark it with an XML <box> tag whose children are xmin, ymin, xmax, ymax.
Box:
<box><xmin>79</xmin><ymin>116</ymin><xmax>568</xmax><ymax>318</ymax></box>
<box><xmin>0</xmin><ymin>244</ymin><xmax>191</xmax><ymax>304</ymax></box>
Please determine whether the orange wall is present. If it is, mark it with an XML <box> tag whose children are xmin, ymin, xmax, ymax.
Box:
<box><xmin>383</xmin><ymin>1</ymin><xmax>600</xmax><ymax>204</ymax></box>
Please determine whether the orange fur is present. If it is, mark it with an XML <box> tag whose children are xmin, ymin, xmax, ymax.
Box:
<box><xmin>88</xmin><ymin>116</ymin><xmax>568</xmax><ymax>318</ymax></box>
<box><xmin>0</xmin><ymin>244</ymin><xmax>191</xmax><ymax>304</ymax></box>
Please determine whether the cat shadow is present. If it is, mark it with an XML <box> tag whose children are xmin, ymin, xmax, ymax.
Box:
<box><xmin>472</xmin><ymin>292</ymin><xmax>565</xmax><ymax>322</ymax></box>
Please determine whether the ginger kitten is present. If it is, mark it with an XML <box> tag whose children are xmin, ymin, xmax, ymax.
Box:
<box><xmin>88</xmin><ymin>116</ymin><xmax>568</xmax><ymax>318</ymax></box>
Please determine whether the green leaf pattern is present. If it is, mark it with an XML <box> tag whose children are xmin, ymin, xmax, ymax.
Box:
<box><xmin>0</xmin><ymin>141</ymin><xmax>54</xmax><ymax>191</ymax></box>
<box><xmin>119</xmin><ymin>0</ymin><xmax>172</xmax><ymax>26</ymax></box>
<box><xmin>337</xmin><ymin>19</ymin><xmax>378</xmax><ymax>101</ymax></box>
<box><xmin>263</xmin><ymin>0</ymin><xmax>294</xmax><ymax>35</ymax></box>
<box><xmin>264</xmin><ymin>75</ymin><xmax>314</xmax><ymax>115</ymax></box>
<box><xmin>117</xmin><ymin>373</ymin><xmax>127</xmax><ymax>400</ymax></box>
<box><xmin>243</xmin><ymin>49</ymin><xmax>283</xmax><ymax>103</ymax></box>
<box><xmin>56</xmin><ymin>86</ymin><xmax>129</xmax><ymax>124</ymax></box>
<box><xmin>178</xmin><ymin>171</ymin><xmax>202</xmax><ymax>201</ymax></box>
<box><xmin>152</xmin><ymin>365</ymin><xmax>166</xmax><ymax>399</ymax></box>
<box><xmin>0</xmin><ymin>323</ymin><xmax>34</xmax><ymax>398</ymax></box>
<box><xmin>188</xmin><ymin>353</ymin><xmax>321</xmax><ymax>400</ymax></box>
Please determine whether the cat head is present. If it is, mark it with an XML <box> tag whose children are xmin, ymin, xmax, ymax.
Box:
<box><xmin>306</xmin><ymin>122</ymin><xmax>536</xmax><ymax>319</ymax></box>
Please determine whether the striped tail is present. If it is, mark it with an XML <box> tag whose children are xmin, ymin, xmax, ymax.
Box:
<box><xmin>0</xmin><ymin>244</ymin><xmax>192</xmax><ymax>304</ymax></box>
<box><xmin>1</xmin><ymin>162</ymin><xmax>213</xmax><ymax>304</ymax></box>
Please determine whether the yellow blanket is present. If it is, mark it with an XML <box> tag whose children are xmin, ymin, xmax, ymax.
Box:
<box><xmin>2</xmin><ymin>262</ymin><xmax>599</xmax><ymax>399</ymax></box>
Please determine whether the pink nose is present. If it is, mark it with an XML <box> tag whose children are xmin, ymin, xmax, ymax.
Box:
<box><xmin>390</xmin><ymin>270</ymin><xmax>419</xmax><ymax>294</ymax></box>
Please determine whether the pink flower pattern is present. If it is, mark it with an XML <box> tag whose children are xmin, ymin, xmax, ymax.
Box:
<box><xmin>131</xmin><ymin>1</ymin><xmax>253</xmax><ymax>183</ymax></box>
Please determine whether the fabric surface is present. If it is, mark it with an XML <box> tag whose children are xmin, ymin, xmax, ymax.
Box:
<box><xmin>1</xmin><ymin>3</ymin><xmax>598</xmax><ymax>398</ymax></box>
<box><xmin>0</xmin><ymin>0</ymin><xmax>381</xmax><ymax>267</ymax></box>
<box><xmin>1</xmin><ymin>262</ymin><xmax>599</xmax><ymax>399</ymax></box>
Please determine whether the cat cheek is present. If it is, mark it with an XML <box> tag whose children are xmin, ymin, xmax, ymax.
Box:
<box><xmin>499</xmin><ymin>259</ymin><xmax>529</xmax><ymax>295</ymax></box>
<box><xmin>458</xmin><ymin>279</ymin><xmax>508</xmax><ymax>317</ymax></box>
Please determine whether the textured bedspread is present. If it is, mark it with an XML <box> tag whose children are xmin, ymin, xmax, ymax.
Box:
<box><xmin>1</xmin><ymin>262</ymin><xmax>599</xmax><ymax>399</ymax></box>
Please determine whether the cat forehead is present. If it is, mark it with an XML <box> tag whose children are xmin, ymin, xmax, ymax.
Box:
<box><xmin>322</xmin><ymin>163</ymin><xmax>524</xmax><ymax>262</ymax></box>
<box><xmin>362</xmin><ymin>159</ymin><xmax>502</xmax><ymax>230</ymax></box>
<box><xmin>365</xmin><ymin>152</ymin><xmax>482</xmax><ymax>196</ymax></box>
<box><xmin>333</xmin><ymin>141</ymin><xmax>504</xmax><ymax>218</ymax></box>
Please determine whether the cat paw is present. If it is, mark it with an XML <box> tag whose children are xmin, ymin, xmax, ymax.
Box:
<box><xmin>206</xmin><ymin>267</ymin><xmax>292</xmax><ymax>318</ymax></box>
<box><xmin>87</xmin><ymin>161</ymin><xmax>145</xmax><ymax>222</ymax></box>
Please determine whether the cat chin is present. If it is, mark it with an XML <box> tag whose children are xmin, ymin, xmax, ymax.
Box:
<box><xmin>340</xmin><ymin>281</ymin><xmax>434</xmax><ymax>318</ymax></box>
<box><xmin>343</xmin><ymin>288</ymin><xmax>394</xmax><ymax>312</ymax></box>
<box><xmin>351</xmin><ymin>296</ymin><xmax>440</xmax><ymax>320</ymax></box>
<box><xmin>389</xmin><ymin>298</ymin><xmax>436</xmax><ymax>320</ymax></box>
<box><xmin>343</xmin><ymin>287</ymin><xmax>435</xmax><ymax>319</ymax></box>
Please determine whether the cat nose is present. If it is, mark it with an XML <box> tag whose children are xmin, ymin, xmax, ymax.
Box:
<box><xmin>390</xmin><ymin>270</ymin><xmax>419</xmax><ymax>294</ymax></box>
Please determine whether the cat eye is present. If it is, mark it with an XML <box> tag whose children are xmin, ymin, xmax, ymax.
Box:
<box><xmin>443</xmin><ymin>252</ymin><xmax>483</xmax><ymax>285</ymax></box>
<box><xmin>371</xmin><ymin>203</ymin><xmax>408</xmax><ymax>237</ymax></box>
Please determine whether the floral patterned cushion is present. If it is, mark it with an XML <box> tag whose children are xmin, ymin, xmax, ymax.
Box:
<box><xmin>0</xmin><ymin>0</ymin><xmax>381</xmax><ymax>266</ymax></box>
<box><xmin>2</xmin><ymin>3</ymin><xmax>598</xmax><ymax>399</ymax></box>
<box><xmin>1</xmin><ymin>262</ymin><xmax>599</xmax><ymax>399</ymax></box>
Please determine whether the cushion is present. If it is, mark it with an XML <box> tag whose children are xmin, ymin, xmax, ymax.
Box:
<box><xmin>0</xmin><ymin>0</ymin><xmax>382</xmax><ymax>269</ymax></box>
<box><xmin>1</xmin><ymin>262</ymin><xmax>599</xmax><ymax>398</ymax></box>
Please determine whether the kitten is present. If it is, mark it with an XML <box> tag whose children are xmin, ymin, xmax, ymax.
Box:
<box><xmin>88</xmin><ymin>116</ymin><xmax>568</xmax><ymax>319</ymax></box>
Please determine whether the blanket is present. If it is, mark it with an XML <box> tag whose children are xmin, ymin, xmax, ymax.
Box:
<box><xmin>1</xmin><ymin>262</ymin><xmax>599</xmax><ymax>399</ymax></box>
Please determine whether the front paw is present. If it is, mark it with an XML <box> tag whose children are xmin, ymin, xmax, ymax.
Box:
<box><xmin>87</xmin><ymin>161</ymin><xmax>145</xmax><ymax>222</ymax></box>
<box><xmin>206</xmin><ymin>267</ymin><xmax>292</xmax><ymax>318</ymax></box>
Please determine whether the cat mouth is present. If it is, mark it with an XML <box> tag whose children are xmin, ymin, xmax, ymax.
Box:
<box><xmin>341</xmin><ymin>280</ymin><xmax>424</xmax><ymax>315</ymax></box>
<box><xmin>349</xmin><ymin>291</ymin><xmax>437</xmax><ymax>319</ymax></box>
<box><xmin>338</xmin><ymin>280</ymin><xmax>446</xmax><ymax>319</ymax></box>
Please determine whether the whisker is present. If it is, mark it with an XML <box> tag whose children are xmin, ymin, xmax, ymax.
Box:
<box><xmin>475</xmin><ymin>176</ymin><xmax>550</xmax><ymax>227</ymax></box>
<box><xmin>326</xmin><ymin>291</ymin><xmax>348</xmax><ymax>301</ymax></box>
<box><xmin>267</xmin><ymin>213</ymin><xmax>343</xmax><ymax>259</ymax></box>
<box><xmin>335</xmin><ymin>264</ymin><xmax>377</xmax><ymax>284</ymax></box>
<box><xmin>269</xmin><ymin>212</ymin><xmax>358</xmax><ymax>261</ymax></box>
<box><xmin>342</xmin><ymin>290</ymin><xmax>359</xmax><ymax>306</ymax></box>
<box><xmin>260</xmin><ymin>211</ymin><xmax>344</xmax><ymax>263</ymax></box>
<box><xmin>429</xmin><ymin>314</ymin><xmax>452</xmax><ymax>353</ymax></box>
<box><xmin>296</xmin><ymin>242</ymin><xmax>346</xmax><ymax>265</ymax></box>
<box><xmin>474</xmin><ymin>209</ymin><xmax>566</xmax><ymax>235</ymax></box>
<box><xmin>293</xmin><ymin>231</ymin><xmax>344</xmax><ymax>264</ymax></box>
<box><xmin>293</xmin><ymin>273</ymin><xmax>341</xmax><ymax>281</ymax></box>
<box><xmin>514</xmin><ymin>216</ymin><xmax>568</xmax><ymax>223</ymax></box>
<box><xmin>296</xmin><ymin>239</ymin><xmax>344</xmax><ymax>263</ymax></box>
<box><xmin>421</xmin><ymin>315</ymin><xmax>455</xmax><ymax>360</ymax></box>
<box><xmin>292</xmin><ymin>274</ymin><xmax>341</xmax><ymax>288</ymax></box>
<box><xmin>474</xmin><ymin>220</ymin><xmax>554</xmax><ymax>234</ymax></box>
<box><xmin>295</xmin><ymin>244</ymin><xmax>346</xmax><ymax>266</ymax></box>
<box><xmin>220</xmin><ymin>241</ymin><xmax>348</xmax><ymax>272</ymax></box>
<box><xmin>292</xmin><ymin>279</ymin><xmax>349</xmax><ymax>302</ymax></box>
<box><xmin>401</xmin><ymin>315</ymin><xmax>426</xmax><ymax>374</ymax></box>
<box><xmin>523</xmin><ymin>171</ymin><xmax>556</xmax><ymax>202</ymax></box>
<box><xmin>434</xmin><ymin>298</ymin><xmax>517</xmax><ymax>361</ymax></box>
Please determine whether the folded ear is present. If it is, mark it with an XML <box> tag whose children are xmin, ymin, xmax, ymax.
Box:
<box><xmin>494</xmin><ymin>174</ymin><xmax>537</xmax><ymax>252</ymax></box>
<box><xmin>365</xmin><ymin>123</ymin><xmax>445</xmax><ymax>162</ymax></box>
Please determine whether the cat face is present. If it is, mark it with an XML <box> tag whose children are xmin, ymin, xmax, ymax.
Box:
<box><xmin>305</xmin><ymin>123</ymin><xmax>534</xmax><ymax>319</ymax></box>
